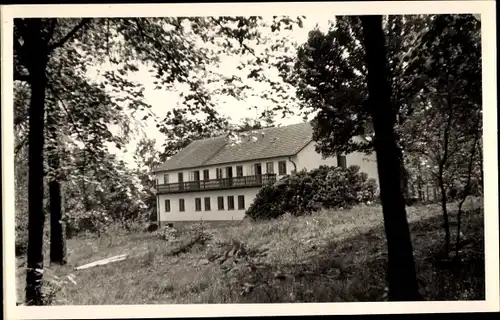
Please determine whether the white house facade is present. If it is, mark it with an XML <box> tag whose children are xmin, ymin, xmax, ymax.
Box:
<box><xmin>152</xmin><ymin>122</ymin><xmax>378</xmax><ymax>223</ymax></box>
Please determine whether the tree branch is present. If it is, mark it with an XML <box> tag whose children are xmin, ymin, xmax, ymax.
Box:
<box><xmin>15</xmin><ymin>135</ymin><xmax>28</xmax><ymax>155</ymax></box>
<box><xmin>48</xmin><ymin>18</ymin><xmax>90</xmax><ymax>53</ymax></box>
<box><xmin>132</xmin><ymin>18</ymin><xmax>186</xmax><ymax>78</ymax></box>
<box><xmin>46</xmin><ymin>83</ymin><xmax>101</xmax><ymax>164</ymax></box>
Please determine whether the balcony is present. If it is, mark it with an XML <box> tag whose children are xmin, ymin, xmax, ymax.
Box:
<box><xmin>156</xmin><ymin>173</ymin><xmax>277</xmax><ymax>194</ymax></box>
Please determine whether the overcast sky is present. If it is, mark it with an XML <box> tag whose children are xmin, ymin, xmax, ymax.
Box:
<box><xmin>87</xmin><ymin>16</ymin><xmax>331</xmax><ymax>168</ymax></box>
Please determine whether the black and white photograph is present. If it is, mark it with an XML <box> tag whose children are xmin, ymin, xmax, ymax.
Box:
<box><xmin>1</xmin><ymin>1</ymin><xmax>499</xmax><ymax>319</ymax></box>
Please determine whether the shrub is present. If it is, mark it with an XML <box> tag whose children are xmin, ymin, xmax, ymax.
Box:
<box><xmin>246</xmin><ymin>165</ymin><xmax>378</xmax><ymax>220</ymax></box>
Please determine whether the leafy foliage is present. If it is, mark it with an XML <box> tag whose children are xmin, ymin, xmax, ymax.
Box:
<box><xmin>246</xmin><ymin>165</ymin><xmax>378</xmax><ymax>220</ymax></box>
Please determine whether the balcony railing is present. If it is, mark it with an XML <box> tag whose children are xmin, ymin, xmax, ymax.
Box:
<box><xmin>156</xmin><ymin>173</ymin><xmax>277</xmax><ymax>194</ymax></box>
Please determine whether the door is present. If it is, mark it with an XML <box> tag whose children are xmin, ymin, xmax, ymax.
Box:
<box><xmin>254</xmin><ymin>163</ymin><xmax>262</xmax><ymax>184</ymax></box>
<box><xmin>178</xmin><ymin>172</ymin><xmax>184</xmax><ymax>191</ymax></box>
<box><xmin>193</xmin><ymin>170</ymin><xmax>200</xmax><ymax>190</ymax></box>
<box><xmin>226</xmin><ymin>167</ymin><xmax>233</xmax><ymax>186</ymax></box>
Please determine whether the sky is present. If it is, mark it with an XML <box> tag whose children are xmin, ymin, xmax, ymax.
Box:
<box><xmin>87</xmin><ymin>16</ymin><xmax>331</xmax><ymax>168</ymax></box>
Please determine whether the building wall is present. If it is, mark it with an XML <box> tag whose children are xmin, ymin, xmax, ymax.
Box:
<box><xmin>158</xmin><ymin>187</ymin><xmax>260</xmax><ymax>222</ymax></box>
<box><xmin>294</xmin><ymin>141</ymin><xmax>379</xmax><ymax>184</ymax></box>
<box><xmin>293</xmin><ymin>141</ymin><xmax>337</xmax><ymax>171</ymax></box>
<box><xmin>345</xmin><ymin>151</ymin><xmax>379</xmax><ymax>184</ymax></box>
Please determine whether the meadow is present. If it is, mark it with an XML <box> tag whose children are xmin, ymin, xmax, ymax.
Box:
<box><xmin>15</xmin><ymin>199</ymin><xmax>484</xmax><ymax>305</ymax></box>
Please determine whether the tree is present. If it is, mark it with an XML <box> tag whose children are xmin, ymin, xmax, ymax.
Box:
<box><xmin>360</xmin><ymin>15</ymin><xmax>421</xmax><ymax>301</ymax></box>
<box><xmin>14</xmin><ymin>16</ymin><xmax>303</xmax><ymax>304</ymax></box>
<box><xmin>401</xmin><ymin>14</ymin><xmax>482</xmax><ymax>255</ymax></box>
<box><xmin>15</xmin><ymin>18</ymin><xmax>67</xmax><ymax>305</ymax></box>
<box><xmin>291</xmin><ymin>15</ymin><xmax>435</xmax><ymax>199</ymax></box>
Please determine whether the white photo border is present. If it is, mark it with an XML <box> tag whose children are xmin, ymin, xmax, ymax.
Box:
<box><xmin>2</xmin><ymin>1</ymin><xmax>498</xmax><ymax>319</ymax></box>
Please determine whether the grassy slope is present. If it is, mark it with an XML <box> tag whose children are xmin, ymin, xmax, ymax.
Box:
<box><xmin>15</xmin><ymin>199</ymin><xmax>484</xmax><ymax>304</ymax></box>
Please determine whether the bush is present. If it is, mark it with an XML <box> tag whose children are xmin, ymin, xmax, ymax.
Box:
<box><xmin>246</xmin><ymin>165</ymin><xmax>378</xmax><ymax>220</ymax></box>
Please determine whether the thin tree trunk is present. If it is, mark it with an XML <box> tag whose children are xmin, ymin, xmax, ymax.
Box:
<box><xmin>455</xmin><ymin>115</ymin><xmax>481</xmax><ymax>258</ymax></box>
<box><xmin>360</xmin><ymin>15</ymin><xmax>421</xmax><ymax>301</ymax></box>
<box><xmin>436</xmin><ymin>83</ymin><xmax>455</xmax><ymax>256</ymax></box>
<box><xmin>438</xmin><ymin>172</ymin><xmax>450</xmax><ymax>255</ymax></box>
<box><xmin>25</xmin><ymin>19</ymin><xmax>49</xmax><ymax>305</ymax></box>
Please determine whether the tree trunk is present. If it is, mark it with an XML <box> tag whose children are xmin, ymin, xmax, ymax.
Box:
<box><xmin>25</xmin><ymin>19</ymin><xmax>49</xmax><ymax>305</ymax></box>
<box><xmin>437</xmin><ymin>173</ymin><xmax>451</xmax><ymax>255</ymax></box>
<box><xmin>455</xmin><ymin>115</ymin><xmax>481</xmax><ymax>258</ymax></box>
<box><xmin>360</xmin><ymin>15</ymin><xmax>421</xmax><ymax>301</ymax></box>
<box><xmin>47</xmin><ymin>105</ymin><xmax>67</xmax><ymax>264</ymax></box>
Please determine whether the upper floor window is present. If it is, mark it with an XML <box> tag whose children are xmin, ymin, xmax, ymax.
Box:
<box><xmin>203</xmin><ymin>169</ymin><xmax>210</xmax><ymax>180</ymax></box>
<box><xmin>278</xmin><ymin>161</ymin><xmax>287</xmax><ymax>175</ymax></box>
<box><xmin>266</xmin><ymin>162</ymin><xmax>274</xmax><ymax>174</ymax></box>
<box><xmin>216</xmin><ymin>168</ymin><xmax>223</xmax><ymax>179</ymax></box>
<box><xmin>236</xmin><ymin>165</ymin><xmax>243</xmax><ymax>177</ymax></box>
<box><xmin>163</xmin><ymin>174</ymin><xmax>169</xmax><ymax>184</ymax></box>
<box><xmin>253</xmin><ymin>163</ymin><xmax>262</xmax><ymax>175</ymax></box>
<box><xmin>190</xmin><ymin>170</ymin><xmax>200</xmax><ymax>181</ymax></box>
<box><xmin>178</xmin><ymin>172</ymin><xmax>184</xmax><ymax>182</ymax></box>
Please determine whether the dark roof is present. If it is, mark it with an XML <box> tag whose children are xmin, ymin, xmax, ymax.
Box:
<box><xmin>153</xmin><ymin>122</ymin><xmax>314</xmax><ymax>172</ymax></box>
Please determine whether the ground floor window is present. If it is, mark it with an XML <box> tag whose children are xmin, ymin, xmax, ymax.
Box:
<box><xmin>217</xmin><ymin>196</ymin><xmax>224</xmax><ymax>210</ymax></box>
<box><xmin>195</xmin><ymin>198</ymin><xmax>201</xmax><ymax>211</ymax></box>
<box><xmin>227</xmin><ymin>196</ymin><xmax>235</xmax><ymax>210</ymax></box>
<box><xmin>237</xmin><ymin>195</ymin><xmax>245</xmax><ymax>210</ymax></box>
<box><xmin>165</xmin><ymin>199</ymin><xmax>170</xmax><ymax>212</ymax></box>
<box><xmin>179</xmin><ymin>198</ymin><xmax>185</xmax><ymax>212</ymax></box>
<box><xmin>204</xmin><ymin>197</ymin><xmax>211</xmax><ymax>211</ymax></box>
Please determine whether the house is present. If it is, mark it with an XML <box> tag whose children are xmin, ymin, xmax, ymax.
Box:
<box><xmin>152</xmin><ymin>122</ymin><xmax>378</xmax><ymax>223</ymax></box>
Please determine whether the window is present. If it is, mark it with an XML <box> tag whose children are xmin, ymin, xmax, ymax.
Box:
<box><xmin>217</xmin><ymin>196</ymin><xmax>224</xmax><ymax>210</ymax></box>
<box><xmin>253</xmin><ymin>163</ymin><xmax>262</xmax><ymax>175</ymax></box>
<box><xmin>338</xmin><ymin>155</ymin><xmax>347</xmax><ymax>168</ymax></box>
<box><xmin>237</xmin><ymin>195</ymin><xmax>245</xmax><ymax>210</ymax></box>
<box><xmin>278</xmin><ymin>161</ymin><xmax>287</xmax><ymax>175</ymax></box>
<box><xmin>195</xmin><ymin>198</ymin><xmax>202</xmax><ymax>211</ymax></box>
<box><xmin>226</xmin><ymin>166</ymin><xmax>233</xmax><ymax>178</ymax></box>
<box><xmin>216</xmin><ymin>168</ymin><xmax>223</xmax><ymax>179</ymax></box>
<box><xmin>266</xmin><ymin>162</ymin><xmax>274</xmax><ymax>174</ymax></box>
<box><xmin>236</xmin><ymin>166</ymin><xmax>243</xmax><ymax>177</ymax></box>
<box><xmin>164</xmin><ymin>199</ymin><xmax>171</xmax><ymax>212</ymax></box>
<box><xmin>178</xmin><ymin>172</ymin><xmax>184</xmax><ymax>182</ymax></box>
<box><xmin>179</xmin><ymin>199</ymin><xmax>185</xmax><ymax>212</ymax></box>
<box><xmin>163</xmin><ymin>174</ymin><xmax>169</xmax><ymax>184</ymax></box>
<box><xmin>204</xmin><ymin>197</ymin><xmax>211</xmax><ymax>211</ymax></box>
<box><xmin>227</xmin><ymin>196</ymin><xmax>235</xmax><ymax>210</ymax></box>
<box><xmin>190</xmin><ymin>170</ymin><xmax>200</xmax><ymax>181</ymax></box>
<box><xmin>203</xmin><ymin>169</ymin><xmax>210</xmax><ymax>180</ymax></box>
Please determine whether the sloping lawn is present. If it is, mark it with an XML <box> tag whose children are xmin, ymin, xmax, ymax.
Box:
<box><xmin>15</xmin><ymin>199</ymin><xmax>484</xmax><ymax>304</ymax></box>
